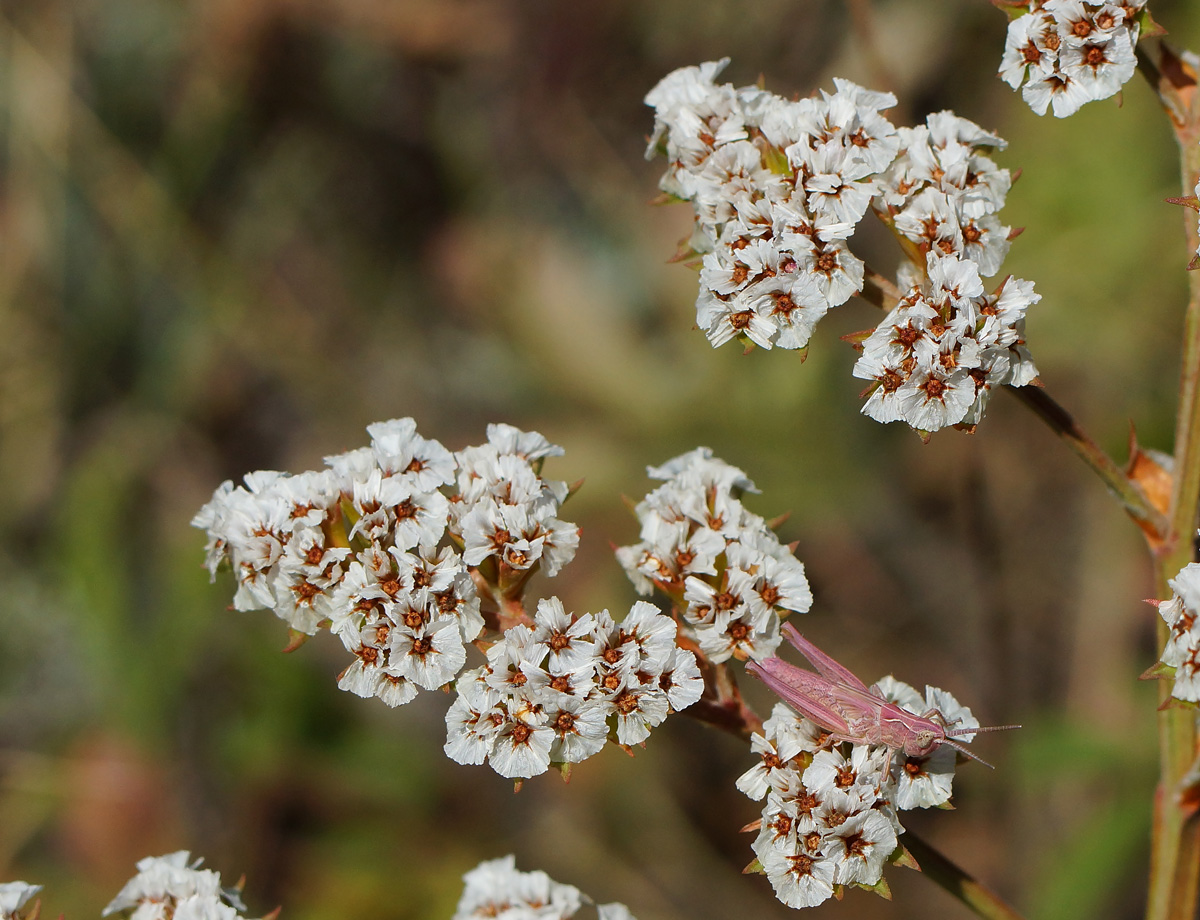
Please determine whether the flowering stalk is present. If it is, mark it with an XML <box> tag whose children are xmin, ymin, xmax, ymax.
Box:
<box><xmin>1145</xmin><ymin>46</ymin><xmax>1200</xmax><ymax>920</ymax></box>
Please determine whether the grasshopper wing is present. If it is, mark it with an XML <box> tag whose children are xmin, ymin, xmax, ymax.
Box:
<box><xmin>781</xmin><ymin>624</ymin><xmax>872</xmax><ymax>694</ymax></box>
<box><xmin>747</xmin><ymin>657</ymin><xmax>851</xmax><ymax>735</ymax></box>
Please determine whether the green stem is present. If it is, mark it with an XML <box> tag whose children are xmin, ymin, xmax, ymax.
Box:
<box><xmin>1146</xmin><ymin>105</ymin><xmax>1200</xmax><ymax>920</ymax></box>
<box><xmin>903</xmin><ymin>833</ymin><xmax>1026</xmax><ymax>920</ymax></box>
<box><xmin>1132</xmin><ymin>39</ymin><xmax>1200</xmax><ymax>920</ymax></box>
<box><xmin>1005</xmin><ymin>385</ymin><xmax>1168</xmax><ymax>539</ymax></box>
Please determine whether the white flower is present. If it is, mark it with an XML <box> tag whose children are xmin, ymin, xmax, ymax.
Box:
<box><xmin>923</xmin><ymin>685</ymin><xmax>979</xmax><ymax>740</ymax></box>
<box><xmin>754</xmin><ymin>791</ymin><xmax>808</xmax><ymax>853</ymax></box>
<box><xmin>695</xmin><ymin>287</ymin><xmax>777</xmax><ymax>349</ymax></box>
<box><xmin>337</xmin><ymin>656</ymin><xmax>419</xmax><ymax>708</ymax></box>
<box><xmin>453</xmin><ymin>856</ymin><xmax>596</xmax><ymax>920</ymax></box>
<box><xmin>646</xmin><ymin>446</ymin><xmax>757</xmax><ymax>491</ymax></box>
<box><xmin>102</xmin><ymin>853</ymin><xmax>226</xmax><ymax>917</ymax></box>
<box><xmin>271</xmin><ymin>527</ymin><xmax>349</xmax><ymax>634</ymax></box>
<box><xmin>891</xmin><ymin>744</ymin><xmax>958</xmax><ymax>810</ymax></box>
<box><xmin>1059</xmin><ymin>30</ymin><xmax>1136</xmax><ymax>103</ymax></box>
<box><xmin>682</xmin><ymin>574</ymin><xmax>745</xmax><ymax>628</ymax></box>
<box><xmin>758</xmin><ymin>845</ymin><xmax>837</xmax><ymax>909</ymax></box>
<box><xmin>0</xmin><ymin>883</ymin><xmax>41</xmax><ymax>920</ymax></box>
<box><xmin>531</xmin><ymin>598</ymin><xmax>599</xmax><ymax>673</ymax></box>
<box><xmin>728</xmin><ymin>542</ymin><xmax>813</xmax><ymax>618</ymax></box>
<box><xmin>545</xmin><ymin>695</ymin><xmax>609</xmax><ymax>764</ymax></box>
<box><xmin>751</xmin><ymin>269</ymin><xmax>831</xmax><ymax>350</ymax></box>
<box><xmin>461</xmin><ymin>498</ymin><xmax>577</xmax><ymax>575</ymax></box>
<box><xmin>607</xmin><ymin>679</ymin><xmax>671</xmax><ymax>745</ymax></box>
<box><xmin>520</xmin><ymin>661</ymin><xmax>597</xmax><ymax>701</ymax></box>
<box><xmin>618</xmin><ymin>519</ymin><xmax>725</xmax><ymax>594</ymax></box>
<box><xmin>591</xmin><ymin>610</ymin><xmax>641</xmax><ymax>683</ymax></box>
<box><xmin>657</xmin><ymin>646</ymin><xmax>704</xmax><ymax>711</ymax></box>
<box><xmin>820</xmin><ymin>809</ymin><xmax>897</xmax><ymax>886</ymax></box>
<box><xmin>1158</xmin><ymin>562</ymin><xmax>1200</xmax><ymax>701</ymax></box>
<box><xmin>486</xmin><ymin>423</ymin><xmax>565</xmax><ymax>461</ymax></box>
<box><xmin>803</xmin><ymin>745</ymin><xmax>888</xmax><ymax>799</ymax></box>
<box><xmin>764</xmin><ymin>703</ymin><xmax>829</xmax><ymax>756</ymax></box>
<box><xmin>390</xmin><ymin>616</ymin><xmax>468</xmax><ymax>690</ymax></box>
<box><xmin>172</xmin><ymin>896</ymin><xmax>242</xmax><ymax>920</ymax></box>
<box><xmin>696</xmin><ymin>607</ymin><xmax>781</xmax><ymax>663</ymax></box>
<box><xmin>445</xmin><ymin>671</ymin><xmax>503</xmax><ymax>765</ymax></box>
<box><xmin>869</xmin><ymin>678</ymin><xmax>975</xmax><ymax>808</ymax></box>
<box><xmin>870</xmin><ymin>675</ymin><xmax>925</xmax><ymax>713</ymax></box>
<box><xmin>792</xmin><ymin>236</ymin><xmax>865</xmax><ymax>309</ymax></box>
<box><xmin>737</xmin><ymin>727</ymin><xmax>808</xmax><ymax>800</ymax></box>
<box><xmin>999</xmin><ymin>9</ymin><xmax>1058</xmax><ymax>89</ymax></box>
<box><xmin>486</xmin><ymin>625</ymin><xmax>550</xmax><ymax>695</ymax></box>
<box><xmin>487</xmin><ymin>701</ymin><xmax>554</xmax><ymax>779</ymax></box>
<box><xmin>596</xmin><ymin>904</ymin><xmax>637</xmax><ymax>920</ymax></box>
<box><xmin>619</xmin><ymin>601</ymin><xmax>679</xmax><ymax>671</ymax></box>
<box><xmin>349</xmin><ymin>469</ymin><xmax>449</xmax><ymax>549</ymax></box>
<box><xmin>367</xmin><ymin>417</ymin><xmax>457</xmax><ymax>489</ymax></box>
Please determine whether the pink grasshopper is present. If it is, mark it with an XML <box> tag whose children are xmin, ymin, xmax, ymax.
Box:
<box><xmin>746</xmin><ymin>623</ymin><xmax>1019</xmax><ymax>768</ymax></box>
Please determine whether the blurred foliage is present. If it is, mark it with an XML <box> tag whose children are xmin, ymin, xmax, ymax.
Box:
<box><xmin>1</xmin><ymin>1</ymin><xmax>1199</xmax><ymax>919</ymax></box>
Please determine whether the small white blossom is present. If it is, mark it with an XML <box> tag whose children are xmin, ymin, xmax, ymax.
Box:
<box><xmin>488</xmin><ymin>701</ymin><xmax>555</xmax><ymax>779</ymax></box>
<box><xmin>1157</xmin><ymin>562</ymin><xmax>1200</xmax><ymax>701</ymax></box>
<box><xmin>759</xmin><ymin>845</ymin><xmax>837</xmax><ymax>909</ymax></box>
<box><xmin>609</xmin><ymin>680</ymin><xmax>671</xmax><ymax>746</ymax></box>
<box><xmin>390</xmin><ymin>616</ymin><xmax>468</xmax><ymax>690</ymax></box>
<box><xmin>658</xmin><ymin>646</ymin><xmax>704</xmax><ymax>711</ymax></box>
<box><xmin>0</xmin><ymin>883</ymin><xmax>41</xmax><ymax>920</ymax></box>
<box><xmin>891</xmin><ymin>745</ymin><xmax>959</xmax><ymax>810</ymax></box>
<box><xmin>454</xmin><ymin>857</ymin><xmax>634</xmax><ymax>920</ymax></box>
<box><xmin>445</xmin><ymin>670</ymin><xmax>504</xmax><ymax>765</ymax></box>
<box><xmin>820</xmin><ymin>809</ymin><xmax>897</xmax><ymax>886</ymax></box>
<box><xmin>737</xmin><ymin>725</ymin><xmax>808</xmax><ymax>801</ymax></box>
<box><xmin>103</xmin><ymin>852</ymin><xmax>221</xmax><ymax>916</ymax></box>
<box><xmin>545</xmin><ymin>695</ymin><xmax>610</xmax><ymax>764</ymax></box>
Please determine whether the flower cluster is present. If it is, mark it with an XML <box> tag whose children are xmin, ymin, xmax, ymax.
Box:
<box><xmin>739</xmin><ymin>689</ymin><xmax>979</xmax><ymax>909</ymax></box>
<box><xmin>877</xmin><ymin>111</ymin><xmax>1012</xmax><ymax>277</ymax></box>
<box><xmin>0</xmin><ymin>884</ymin><xmax>39</xmax><ymax>920</ymax></box>
<box><xmin>445</xmin><ymin>599</ymin><xmax>702</xmax><ymax>779</ymax></box>
<box><xmin>1154</xmin><ymin>562</ymin><xmax>1200</xmax><ymax>702</ymax></box>
<box><xmin>102</xmin><ymin>852</ymin><xmax>251</xmax><ymax>920</ymax></box>
<box><xmin>851</xmin><ymin>253</ymin><xmax>1040</xmax><ymax>433</ymax></box>
<box><xmin>615</xmin><ymin>448</ymin><xmax>812</xmax><ymax>664</ymax></box>
<box><xmin>645</xmin><ymin>59</ymin><xmax>898</xmax><ymax>351</ymax></box>
<box><xmin>646</xmin><ymin>61</ymin><xmax>1041</xmax><ymax>434</ymax></box>
<box><xmin>454</xmin><ymin>856</ymin><xmax>635</xmax><ymax>920</ymax></box>
<box><xmin>193</xmin><ymin>419</ymin><xmax>578</xmax><ymax>708</ymax></box>
<box><xmin>998</xmin><ymin>0</ymin><xmax>1145</xmax><ymax>118</ymax></box>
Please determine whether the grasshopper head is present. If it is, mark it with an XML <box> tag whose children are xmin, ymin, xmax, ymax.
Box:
<box><xmin>904</xmin><ymin>727</ymin><xmax>942</xmax><ymax>757</ymax></box>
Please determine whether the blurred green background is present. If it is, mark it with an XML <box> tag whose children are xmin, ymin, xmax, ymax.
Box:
<box><xmin>2</xmin><ymin>1</ymin><xmax>1199</xmax><ymax>918</ymax></box>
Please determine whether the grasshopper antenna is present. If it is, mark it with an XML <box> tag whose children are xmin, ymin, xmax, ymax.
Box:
<box><xmin>946</xmin><ymin>723</ymin><xmax>1022</xmax><ymax>737</ymax></box>
<box><xmin>941</xmin><ymin>738</ymin><xmax>995</xmax><ymax>769</ymax></box>
<box><xmin>941</xmin><ymin>723</ymin><xmax>1021</xmax><ymax>770</ymax></box>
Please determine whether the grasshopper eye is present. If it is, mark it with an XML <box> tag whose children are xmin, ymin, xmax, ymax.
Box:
<box><xmin>908</xmin><ymin>729</ymin><xmax>938</xmax><ymax>755</ymax></box>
